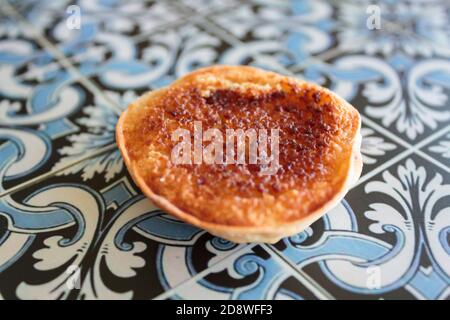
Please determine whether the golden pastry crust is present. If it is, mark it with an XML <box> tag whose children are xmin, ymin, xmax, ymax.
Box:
<box><xmin>116</xmin><ymin>65</ymin><xmax>362</xmax><ymax>243</ymax></box>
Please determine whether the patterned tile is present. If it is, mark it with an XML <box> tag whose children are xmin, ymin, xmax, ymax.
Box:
<box><xmin>16</xmin><ymin>0</ymin><xmax>183</xmax><ymax>33</ymax></box>
<box><xmin>7</xmin><ymin>0</ymin><xmax>185</xmax><ymax>61</ymax></box>
<box><xmin>299</xmin><ymin>54</ymin><xmax>450</xmax><ymax>144</ymax></box>
<box><xmin>289</xmin><ymin>0</ymin><xmax>450</xmax><ymax>144</ymax></box>
<box><xmin>79</xmin><ymin>22</ymin><xmax>243</xmax><ymax>94</ymax></box>
<box><xmin>208</xmin><ymin>0</ymin><xmax>337</xmax><ymax>69</ymax></box>
<box><xmin>334</xmin><ymin>0</ymin><xmax>450</xmax><ymax>58</ymax></box>
<box><xmin>0</xmin><ymin>159</ymin><xmax>244</xmax><ymax>299</ymax></box>
<box><xmin>0</xmin><ymin>32</ymin><xmax>124</xmax><ymax>192</ymax></box>
<box><xmin>62</xmin><ymin>21</ymin><xmax>281</xmax><ymax>103</ymax></box>
<box><xmin>272</xmin><ymin>155</ymin><xmax>450</xmax><ymax>300</ymax></box>
<box><xmin>170</xmin><ymin>245</ymin><xmax>321</xmax><ymax>300</ymax></box>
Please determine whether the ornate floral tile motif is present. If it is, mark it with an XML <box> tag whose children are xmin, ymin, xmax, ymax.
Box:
<box><xmin>272</xmin><ymin>155</ymin><xmax>450</xmax><ymax>300</ymax></box>
<box><xmin>0</xmin><ymin>31</ymin><xmax>123</xmax><ymax>192</ymax></box>
<box><xmin>75</xmin><ymin>22</ymin><xmax>260</xmax><ymax>96</ymax></box>
<box><xmin>334</xmin><ymin>0</ymin><xmax>450</xmax><ymax>57</ymax></box>
<box><xmin>7</xmin><ymin>0</ymin><xmax>185</xmax><ymax>43</ymax></box>
<box><xmin>0</xmin><ymin>158</ymin><xmax>245</xmax><ymax>299</ymax></box>
<box><xmin>207</xmin><ymin>0</ymin><xmax>338</xmax><ymax>69</ymax></box>
<box><xmin>167</xmin><ymin>245</ymin><xmax>322</xmax><ymax>300</ymax></box>
<box><xmin>0</xmin><ymin>0</ymin><xmax>449</xmax><ymax>300</ymax></box>
<box><xmin>300</xmin><ymin>54</ymin><xmax>450</xmax><ymax>144</ymax></box>
<box><xmin>90</xmin><ymin>18</ymin><xmax>300</xmax><ymax>95</ymax></box>
<box><xmin>3</xmin><ymin>0</ymin><xmax>188</xmax><ymax>91</ymax></box>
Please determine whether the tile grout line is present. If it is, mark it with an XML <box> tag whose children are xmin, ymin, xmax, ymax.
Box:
<box><xmin>354</xmin><ymin>124</ymin><xmax>450</xmax><ymax>188</ymax></box>
<box><xmin>414</xmin><ymin>149</ymin><xmax>450</xmax><ymax>174</ymax></box>
<box><xmin>0</xmin><ymin>143</ymin><xmax>117</xmax><ymax>199</ymax></box>
<box><xmin>154</xmin><ymin>241</ymin><xmax>332</xmax><ymax>300</ymax></box>
<box><xmin>170</xmin><ymin>0</ymin><xmax>244</xmax><ymax>18</ymax></box>
<box><xmin>152</xmin><ymin>244</ymin><xmax>255</xmax><ymax>300</ymax></box>
<box><xmin>262</xmin><ymin>244</ymin><xmax>335</xmax><ymax>300</ymax></box>
<box><xmin>290</xmin><ymin>47</ymin><xmax>346</xmax><ymax>73</ymax></box>
<box><xmin>193</xmin><ymin>17</ymin><xmax>303</xmax><ymax>78</ymax></box>
<box><xmin>360</xmin><ymin>115</ymin><xmax>413</xmax><ymax>150</ymax></box>
<box><xmin>193</xmin><ymin>16</ymin><xmax>243</xmax><ymax>47</ymax></box>
<box><xmin>131</xmin><ymin>0</ymin><xmax>246</xmax><ymax>44</ymax></box>
<box><xmin>354</xmin><ymin>148</ymin><xmax>414</xmax><ymax>187</ymax></box>
<box><xmin>409</xmin><ymin>125</ymin><xmax>450</xmax><ymax>151</ymax></box>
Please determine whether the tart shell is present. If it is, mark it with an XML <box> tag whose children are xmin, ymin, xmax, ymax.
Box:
<box><xmin>116</xmin><ymin>65</ymin><xmax>362</xmax><ymax>243</ymax></box>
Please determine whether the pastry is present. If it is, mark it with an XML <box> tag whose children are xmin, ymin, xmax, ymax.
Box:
<box><xmin>116</xmin><ymin>65</ymin><xmax>362</xmax><ymax>243</ymax></box>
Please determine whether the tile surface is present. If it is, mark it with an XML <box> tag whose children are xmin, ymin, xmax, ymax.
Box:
<box><xmin>0</xmin><ymin>0</ymin><xmax>449</xmax><ymax>300</ymax></box>
<box><xmin>168</xmin><ymin>245</ymin><xmax>323</xmax><ymax>300</ymax></box>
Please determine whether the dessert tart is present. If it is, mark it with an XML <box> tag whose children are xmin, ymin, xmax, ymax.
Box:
<box><xmin>116</xmin><ymin>65</ymin><xmax>362</xmax><ymax>243</ymax></box>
